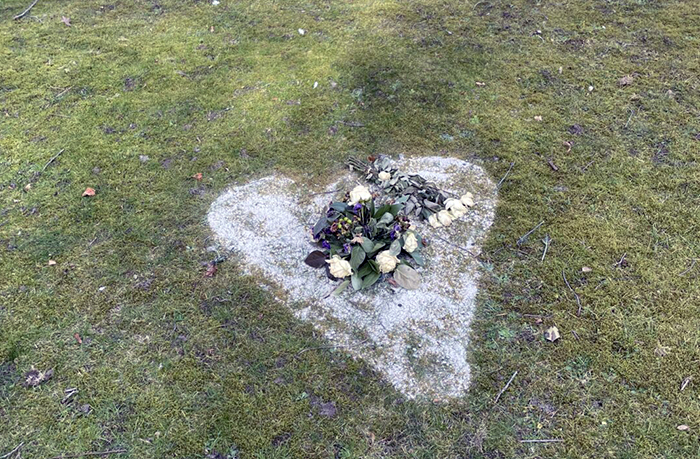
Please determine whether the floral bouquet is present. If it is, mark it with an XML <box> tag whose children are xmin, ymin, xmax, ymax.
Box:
<box><xmin>305</xmin><ymin>156</ymin><xmax>477</xmax><ymax>294</ymax></box>
<box><xmin>305</xmin><ymin>184</ymin><xmax>424</xmax><ymax>294</ymax></box>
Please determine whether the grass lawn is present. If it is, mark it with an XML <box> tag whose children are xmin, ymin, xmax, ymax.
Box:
<box><xmin>1</xmin><ymin>0</ymin><xmax>700</xmax><ymax>457</ymax></box>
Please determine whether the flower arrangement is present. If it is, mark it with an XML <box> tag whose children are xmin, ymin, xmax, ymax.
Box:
<box><xmin>306</xmin><ymin>156</ymin><xmax>476</xmax><ymax>294</ymax></box>
<box><xmin>305</xmin><ymin>184</ymin><xmax>425</xmax><ymax>294</ymax></box>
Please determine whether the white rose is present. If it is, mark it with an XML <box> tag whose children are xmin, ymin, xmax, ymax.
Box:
<box><xmin>376</xmin><ymin>250</ymin><xmax>399</xmax><ymax>273</ymax></box>
<box><xmin>326</xmin><ymin>255</ymin><xmax>353</xmax><ymax>278</ymax></box>
<box><xmin>460</xmin><ymin>192</ymin><xmax>475</xmax><ymax>208</ymax></box>
<box><xmin>437</xmin><ymin>209</ymin><xmax>453</xmax><ymax>227</ymax></box>
<box><xmin>403</xmin><ymin>232</ymin><xmax>418</xmax><ymax>253</ymax></box>
<box><xmin>348</xmin><ymin>185</ymin><xmax>372</xmax><ymax>205</ymax></box>
<box><xmin>428</xmin><ymin>213</ymin><xmax>442</xmax><ymax>228</ymax></box>
<box><xmin>378</xmin><ymin>171</ymin><xmax>391</xmax><ymax>181</ymax></box>
<box><xmin>445</xmin><ymin>198</ymin><xmax>467</xmax><ymax>219</ymax></box>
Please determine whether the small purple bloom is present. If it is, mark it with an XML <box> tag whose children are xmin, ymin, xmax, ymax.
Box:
<box><xmin>394</xmin><ymin>224</ymin><xmax>402</xmax><ymax>232</ymax></box>
<box><xmin>343</xmin><ymin>243</ymin><xmax>351</xmax><ymax>253</ymax></box>
<box><xmin>353</xmin><ymin>203</ymin><xmax>362</xmax><ymax>211</ymax></box>
<box><xmin>322</xmin><ymin>240</ymin><xmax>331</xmax><ymax>249</ymax></box>
<box><xmin>390</xmin><ymin>230</ymin><xmax>396</xmax><ymax>240</ymax></box>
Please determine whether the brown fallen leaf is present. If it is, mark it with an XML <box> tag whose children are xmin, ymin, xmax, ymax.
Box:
<box><xmin>74</xmin><ymin>333</ymin><xmax>83</xmax><ymax>344</ymax></box>
<box><xmin>24</xmin><ymin>183</ymin><xmax>32</xmax><ymax>191</ymax></box>
<box><xmin>82</xmin><ymin>187</ymin><xmax>96</xmax><ymax>197</ymax></box>
<box><xmin>204</xmin><ymin>263</ymin><xmax>217</xmax><ymax>277</ymax></box>
<box><xmin>193</xmin><ymin>173</ymin><xmax>203</xmax><ymax>181</ymax></box>
<box><xmin>61</xmin><ymin>16</ymin><xmax>71</xmax><ymax>26</ymax></box>
<box><xmin>48</xmin><ymin>260</ymin><xmax>57</xmax><ymax>266</ymax></box>
<box><xmin>544</xmin><ymin>326</ymin><xmax>560</xmax><ymax>342</ymax></box>
<box><xmin>534</xmin><ymin>115</ymin><xmax>543</xmax><ymax>121</ymax></box>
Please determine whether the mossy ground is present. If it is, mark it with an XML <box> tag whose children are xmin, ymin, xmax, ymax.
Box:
<box><xmin>1</xmin><ymin>0</ymin><xmax>699</xmax><ymax>457</ymax></box>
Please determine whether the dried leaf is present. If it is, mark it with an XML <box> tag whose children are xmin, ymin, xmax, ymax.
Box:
<box><xmin>618</xmin><ymin>75</ymin><xmax>634</xmax><ymax>86</ymax></box>
<box><xmin>304</xmin><ymin>251</ymin><xmax>327</xmax><ymax>269</ymax></box>
<box><xmin>61</xmin><ymin>16</ymin><xmax>71</xmax><ymax>26</ymax></box>
<box><xmin>677</xmin><ymin>425</ymin><xmax>689</xmax><ymax>431</ymax></box>
<box><xmin>582</xmin><ymin>266</ymin><xmax>592</xmax><ymax>273</ymax></box>
<box><xmin>82</xmin><ymin>187</ymin><xmax>96</xmax><ymax>197</ymax></box>
<box><xmin>48</xmin><ymin>260</ymin><xmax>57</xmax><ymax>266</ymax></box>
<box><xmin>544</xmin><ymin>326</ymin><xmax>560</xmax><ymax>342</ymax></box>
<box><xmin>204</xmin><ymin>263</ymin><xmax>218</xmax><ymax>277</ymax></box>
<box><xmin>193</xmin><ymin>173</ymin><xmax>203</xmax><ymax>181</ymax></box>
<box><xmin>393</xmin><ymin>264</ymin><xmax>421</xmax><ymax>290</ymax></box>
<box><xmin>74</xmin><ymin>333</ymin><xmax>82</xmax><ymax>344</ymax></box>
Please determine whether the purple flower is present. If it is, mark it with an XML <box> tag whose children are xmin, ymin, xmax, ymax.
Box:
<box><xmin>394</xmin><ymin>224</ymin><xmax>401</xmax><ymax>232</ymax></box>
<box><xmin>390</xmin><ymin>230</ymin><xmax>397</xmax><ymax>240</ymax></box>
<box><xmin>343</xmin><ymin>243</ymin><xmax>351</xmax><ymax>253</ymax></box>
<box><xmin>322</xmin><ymin>240</ymin><xmax>331</xmax><ymax>250</ymax></box>
<box><xmin>353</xmin><ymin>203</ymin><xmax>362</xmax><ymax>211</ymax></box>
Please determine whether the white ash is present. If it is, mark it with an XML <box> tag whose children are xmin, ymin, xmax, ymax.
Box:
<box><xmin>207</xmin><ymin>156</ymin><xmax>497</xmax><ymax>400</ymax></box>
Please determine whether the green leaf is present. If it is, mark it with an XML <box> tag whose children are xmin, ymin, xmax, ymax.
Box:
<box><xmin>368</xmin><ymin>242</ymin><xmax>385</xmax><ymax>254</ymax></box>
<box><xmin>378</xmin><ymin>212</ymin><xmax>394</xmax><ymax>225</ymax></box>
<box><xmin>361</xmin><ymin>271</ymin><xmax>381</xmax><ymax>289</ymax></box>
<box><xmin>312</xmin><ymin>217</ymin><xmax>327</xmax><ymax>238</ymax></box>
<box><xmin>360</xmin><ymin>238</ymin><xmax>375</xmax><ymax>253</ymax></box>
<box><xmin>389</xmin><ymin>204</ymin><xmax>402</xmax><ymax>216</ymax></box>
<box><xmin>349</xmin><ymin>245</ymin><xmax>366</xmax><ymax>271</ymax></box>
<box><xmin>351</xmin><ymin>273</ymin><xmax>362</xmax><ymax>291</ymax></box>
<box><xmin>368</xmin><ymin>260</ymin><xmax>380</xmax><ymax>273</ymax></box>
<box><xmin>393</xmin><ymin>264</ymin><xmax>422</xmax><ymax>290</ymax></box>
<box><xmin>373</xmin><ymin>204</ymin><xmax>391</xmax><ymax>220</ymax></box>
<box><xmin>330</xmin><ymin>201</ymin><xmax>349</xmax><ymax>212</ymax></box>
<box><xmin>357</xmin><ymin>262</ymin><xmax>374</xmax><ymax>277</ymax></box>
<box><xmin>331</xmin><ymin>280</ymin><xmax>350</xmax><ymax>296</ymax></box>
<box><xmin>409</xmin><ymin>250</ymin><xmax>425</xmax><ymax>266</ymax></box>
<box><xmin>389</xmin><ymin>239</ymin><xmax>401</xmax><ymax>256</ymax></box>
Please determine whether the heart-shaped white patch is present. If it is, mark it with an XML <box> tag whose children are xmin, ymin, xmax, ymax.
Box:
<box><xmin>208</xmin><ymin>156</ymin><xmax>497</xmax><ymax>400</ymax></box>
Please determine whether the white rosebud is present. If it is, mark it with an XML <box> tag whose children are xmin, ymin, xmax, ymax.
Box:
<box><xmin>460</xmin><ymin>192</ymin><xmax>475</xmax><ymax>208</ymax></box>
<box><xmin>326</xmin><ymin>255</ymin><xmax>353</xmax><ymax>278</ymax></box>
<box><xmin>378</xmin><ymin>171</ymin><xmax>391</xmax><ymax>181</ymax></box>
<box><xmin>437</xmin><ymin>209</ymin><xmax>453</xmax><ymax>227</ymax></box>
<box><xmin>376</xmin><ymin>250</ymin><xmax>399</xmax><ymax>273</ymax></box>
<box><xmin>403</xmin><ymin>232</ymin><xmax>418</xmax><ymax>253</ymax></box>
<box><xmin>348</xmin><ymin>185</ymin><xmax>372</xmax><ymax>205</ymax></box>
<box><xmin>445</xmin><ymin>198</ymin><xmax>467</xmax><ymax>219</ymax></box>
<box><xmin>428</xmin><ymin>213</ymin><xmax>442</xmax><ymax>228</ymax></box>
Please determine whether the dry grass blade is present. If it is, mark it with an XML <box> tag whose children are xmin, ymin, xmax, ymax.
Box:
<box><xmin>562</xmin><ymin>270</ymin><xmax>582</xmax><ymax>316</ymax></box>
<box><xmin>494</xmin><ymin>370</ymin><xmax>517</xmax><ymax>404</ymax></box>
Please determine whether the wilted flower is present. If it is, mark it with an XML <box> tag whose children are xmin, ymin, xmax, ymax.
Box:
<box><xmin>460</xmin><ymin>192</ymin><xmax>475</xmax><ymax>207</ymax></box>
<box><xmin>376</xmin><ymin>250</ymin><xmax>399</xmax><ymax>273</ymax></box>
<box><xmin>348</xmin><ymin>185</ymin><xmax>372</xmax><ymax>205</ymax></box>
<box><xmin>437</xmin><ymin>209</ymin><xmax>453</xmax><ymax>226</ymax></box>
<box><xmin>326</xmin><ymin>255</ymin><xmax>353</xmax><ymax>278</ymax></box>
<box><xmin>445</xmin><ymin>198</ymin><xmax>467</xmax><ymax>219</ymax></box>
<box><xmin>378</xmin><ymin>171</ymin><xmax>391</xmax><ymax>181</ymax></box>
<box><xmin>403</xmin><ymin>232</ymin><xmax>418</xmax><ymax>253</ymax></box>
<box><xmin>428</xmin><ymin>213</ymin><xmax>442</xmax><ymax>228</ymax></box>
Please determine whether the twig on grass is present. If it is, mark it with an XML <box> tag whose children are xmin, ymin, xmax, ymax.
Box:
<box><xmin>541</xmin><ymin>234</ymin><xmax>551</xmax><ymax>262</ymax></box>
<box><xmin>42</xmin><ymin>149</ymin><xmax>65</xmax><ymax>171</ymax></box>
<box><xmin>520</xmin><ymin>439</ymin><xmax>563</xmax><ymax>444</ymax></box>
<box><xmin>51</xmin><ymin>449</ymin><xmax>126</xmax><ymax>459</ymax></box>
<box><xmin>13</xmin><ymin>0</ymin><xmax>39</xmax><ymax>20</ymax></box>
<box><xmin>433</xmin><ymin>235</ymin><xmax>478</xmax><ymax>258</ymax></box>
<box><xmin>516</xmin><ymin>220</ymin><xmax>544</xmax><ymax>246</ymax></box>
<box><xmin>562</xmin><ymin>270</ymin><xmax>582</xmax><ymax>316</ymax></box>
<box><xmin>497</xmin><ymin>162</ymin><xmax>514</xmax><ymax>189</ymax></box>
<box><xmin>493</xmin><ymin>370</ymin><xmax>517</xmax><ymax>404</ymax></box>
<box><xmin>679</xmin><ymin>259</ymin><xmax>697</xmax><ymax>276</ymax></box>
<box><xmin>613</xmin><ymin>252</ymin><xmax>627</xmax><ymax>268</ymax></box>
<box><xmin>50</xmin><ymin>450</ymin><xmax>126</xmax><ymax>459</ymax></box>
<box><xmin>0</xmin><ymin>443</ymin><xmax>24</xmax><ymax>459</ymax></box>
<box><xmin>681</xmin><ymin>377</ymin><xmax>692</xmax><ymax>392</ymax></box>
